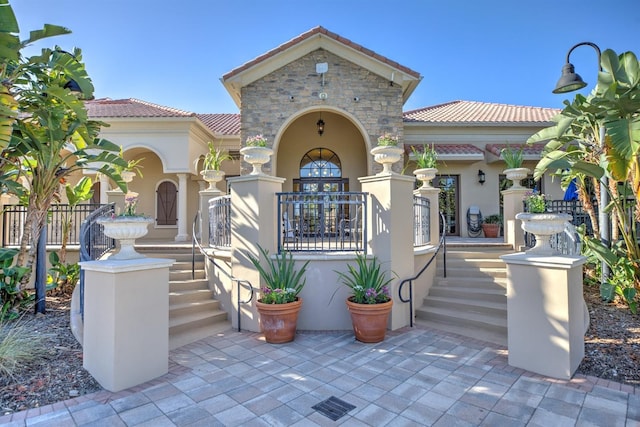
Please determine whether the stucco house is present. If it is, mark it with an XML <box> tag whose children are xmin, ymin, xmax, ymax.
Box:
<box><xmin>79</xmin><ymin>27</ymin><xmax>559</xmax><ymax>244</ymax></box>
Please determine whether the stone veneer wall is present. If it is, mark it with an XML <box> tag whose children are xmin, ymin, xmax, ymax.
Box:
<box><xmin>240</xmin><ymin>48</ymin><xmax>405</xmax><ymax>175</ymax></box>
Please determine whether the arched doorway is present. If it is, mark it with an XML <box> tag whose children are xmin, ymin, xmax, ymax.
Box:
<box><xmin>292</xmin><ymin>148</ymin><xmax>348</xmax><ymax>193</ymax></box>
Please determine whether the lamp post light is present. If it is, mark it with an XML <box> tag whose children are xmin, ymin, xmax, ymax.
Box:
<box><xmin>552</xmin><ymin>41</ymin><xmax>609</xmax><ymax>282</ymax></box>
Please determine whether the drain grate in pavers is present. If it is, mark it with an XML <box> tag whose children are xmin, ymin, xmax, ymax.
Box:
<box><xmin>312</xmin><ymin>396</ymin><xmax>356</xmax><ymax>421</ymax></box>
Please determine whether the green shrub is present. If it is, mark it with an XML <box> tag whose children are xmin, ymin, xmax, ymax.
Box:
<box><xmin>0</xmin><ymin>314</ymin><xmax>48</xmax><ymax>379</ymax></box>
<box><xmin>0</xmin><ymin>249</ymin><xmax>32</xmax><ymax>320</ymax></box>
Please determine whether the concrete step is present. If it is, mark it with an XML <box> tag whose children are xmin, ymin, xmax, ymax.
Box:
<box><xmin>137</xmin><ymin>251</ymin><xmax>204</xmax><ymax>263</ymax></box>
<box><xmin>439</xmin><ymin>257</ymin><xmax>507</xmax><ymax>269</ymax></box>
<box><xmin>427</xmin><ymin>285</ymin><xmax>506</xmax><ymax>303</ymax></box>
<box><xmin>415</xmin><ymin>318</ymin><xmax>507</xmax><ymax>347</ymax></box>
<box><xmin>169</xmin><ymin>279</ymin><xmax>210</xmax><ymax>293</ymax></box>
<box><xmin>170</xmin><ymin>299</ymin><xmax>221</xmax><ymax>319</ymax></box>
<box><xmin>170</xmin><ymin>269</ymin><xmax>206</xmax><ymax>281</ymax></box>
<box><xmin>171</xmin><ymin>260</ymin><xmax>205</xmax><ymax>271</ymax></box>
<box><xmin>434</xmin><ymin>276</ymin><xmax>507</xmax><ymax>290</ymax></box>
<box><xmin>169</xmin><ymin>320</ymin><xmax>231</xmax><ymax>350</ymax></box>
<box><xmin>415</xmin><ymin>305</ymin><xmax>507</xmax><ymax>334</ymax></box>
<box><xmin>169</xmin><ymin>309</ymin><xmax>228</xmax><ymax>344</ymax></box>
<box><xmin>169</xmin><ymin>289</ymin><xmax>214</xmax><ymax>305</ymax></box>
<box><xmin>437</xmin><ymin>266</ymin><xmax>507</xmax><ymax>279</ymax></box>
<box><xmin>421</xmin><ymin>296</ymin><xmax>506</xmax><ymax>317</ymax></box>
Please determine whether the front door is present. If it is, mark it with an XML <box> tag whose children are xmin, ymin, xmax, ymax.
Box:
<box><xmin>437</xmin><ymin>175</ymin><xmax>459</xmax><ymax>236</ymax></box>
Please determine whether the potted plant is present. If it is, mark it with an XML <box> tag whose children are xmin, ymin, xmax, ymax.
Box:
<box><xmin>240</xmin><ymin>134</ymin><xmax>273</xmax><ymax>175</ymax></box>
<box><xmin>501</xmin><ymin>144</ymin><xmax>529</xmax><ymax>189</ymax></box>
<box><xmin>96</xmin><ymin>191</ymin><xmax>153</xmax><ymax>260</ymax></box>
<box><xmin>371</xmin><ymin>133</ymin><xmax>403</xmax><ymax>174</ymax></box>
<box><xmin>335</xmin><ymin>254</ymin><xmax>393</xmax><ymax>343</ymax></box>
<box><xmin>249</xmin><ymin>246</ymin><xmax>309</xmax><ymax>343</ymax></box>
<box><xmin>515</xmin><ymin>191</ymin><xmax>571</xmax><ymax>255</ymax></box>
<box><xmin>481</xmin><ymin>214</ymin><xmax>501</xmax><ymax>238</ymax></box>
<box><xmin>411</xmin><ymin>143</ymin><xmax>438</xmax><ymax>188</ymax></box>
<box><xmin>200</xmin><ymin>141</ymin><xmax>233</xmax><ymax>190</ymax></box>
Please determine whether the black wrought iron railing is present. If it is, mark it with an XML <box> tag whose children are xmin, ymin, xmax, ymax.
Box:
<box><xmin>413</xmin><ymin>196</ymin><xmax>430</xmax><ymax>246</ymax></box>
<box><xmin>208</xmin><ymin>195</ymin><xmax>231</xmax><ymax>248</ymax></box>
<box><xmin>398</xmin><ymin>212</ymin><xmax>446</xmax><ymax>327</ymax></box>
<box><xmin>277</xmin><ymin>192</ymin><xmax>368</xmax><ymax>253</ymax></box>
<box><xmin>3</xmin><ymin>203</ymin><xmax>107</xmax><ymax>247</ymax></box>
<box><xmin>78</xmin><ymin>203</ymin><xmax>116</xmax><ymax>317</ymax></box>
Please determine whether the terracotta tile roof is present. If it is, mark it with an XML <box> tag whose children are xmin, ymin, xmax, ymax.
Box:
<box><xmin>85</xmin><ymin>98</ymin><xmax>196</xmax><ymax>118</ymax></box>
<box><xmin>486</xmin><ymin>143</ymin><xmax>546</xmax><ymax>158</ymax></box>
<box><xmin>405</xmin><ymin>143</ymin><xmax>484</xmax><ymax>157</ymax></box>
<box><xmin>197</xmin><ymin>113</ymin><xmax>241</xmax><ymax>135</ymax></box>
<box><xmin>403</xmin><ymin>100</ymin><xmax>560</xmax><ymax>125</ymax></box>
<box><xmin>223</xmin><ymin>26</ymin><xmax>421</xmax><ymax>81</ymax></box>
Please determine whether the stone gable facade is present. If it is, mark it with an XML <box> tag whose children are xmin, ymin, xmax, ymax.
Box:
<box><xmin>240</xmin><ymin>48</ymin><xmax>405</xmax><ymax>174</ymax></box>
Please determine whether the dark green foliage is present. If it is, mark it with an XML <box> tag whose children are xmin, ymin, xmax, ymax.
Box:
<box><xmin>248</xmin><ymin>246</ymin><xmax>309</xmax><ymax>304</ymax></box>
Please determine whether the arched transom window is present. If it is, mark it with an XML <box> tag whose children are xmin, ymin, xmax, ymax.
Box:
<box><xmin>299</xmin><ymin>148</ymin><xmax>342</xmax><ymax>178</ymax></box>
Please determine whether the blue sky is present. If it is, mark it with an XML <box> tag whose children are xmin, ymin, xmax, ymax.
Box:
<box><xmin>13</xmin><ymin>0</ymin><xmax>640</xmax><ymax>114</ymax></box>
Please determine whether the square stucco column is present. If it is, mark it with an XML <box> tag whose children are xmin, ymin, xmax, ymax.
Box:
<box><xmin>360</xmin><ymin>173</ymin><xmax>415</xmax><ymax>330</ymax></box>
<box><xmin>106</xmin><ymin>189</ymin><xmax>125</xmax><ymax>215</ymax></box>
<box><xmin>414</xmin><ymin>186</ymin><xmax>441</xmax><ymax>245</ymax></box>
<box><xmin>80</xmin><ymin>257</ymin><xmax>175</xmax><ymax>392</ymax></box>
<box><xmin>199</xmin><ymin>188</ymin><xmax>223</xmax><ymax>246</ymax></box>
<box><xmin>501</xmin><ymin>188</ymin><xmax>529</xmax><ymax>250</ymax></box>
<box><xmin>501</xmin><ymin>253</ymin><xmax>587</xmax><ymax>379</ymax></box>
<box><xmin>228</xmin><ymin>174</ymin><xmax>285</xmax><ymax>332</ymax></box>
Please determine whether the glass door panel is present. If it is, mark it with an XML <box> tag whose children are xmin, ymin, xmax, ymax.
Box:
<box><xmin>437</xmin><ymin>175</ymin><xmax>459</xmax><ymax>236</ymax></box>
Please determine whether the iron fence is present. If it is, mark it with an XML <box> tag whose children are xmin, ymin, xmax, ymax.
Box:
<box><xmin>277</xmin><ymin>192</ymin><xmax>367</xmax><ymax>253</ymax></box>
<box><xmin>3</xmin><ymin>203</ymin><xmax>108</xmax><ymax>247</ymax></box>
<box><xmin>209</xmin><ymin>195</ymin><xmax>231</xmax><ymax>248</ymax></box>
<box><xmin>413</xmin><ymin>196</ymin><xmax>430</xmax><ymax>246</ymax></box>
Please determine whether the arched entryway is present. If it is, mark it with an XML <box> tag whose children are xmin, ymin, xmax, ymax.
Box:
<box><xmin>275</xmin><ymin>110</ymin><xmax>368</xmax><ymax>193</ymax></box>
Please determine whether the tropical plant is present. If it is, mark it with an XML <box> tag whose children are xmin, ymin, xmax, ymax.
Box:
<box><xmin>0</xmin><ymin>250</ymin><xmax>31</xmax><ymax>320</ymax></box>
<box><xmin>501</xmin><ymin>144</ymin><xmax>524</xmax><ymax>169</ymax></box>
<box><xmin>524</xmin><ymin>191</ymin><xmax>546</xmax><ymax>213</ymax></box>
<box><xmin>202</xmin><ymin>141</ymin><xmax>233</xmax><ymax>170</ymax></box>
<box><xmin>596</xmin><ymin>244</ymin><xmax>637</xmax><ymax>314</ymax></box>
<box><xmin>411</xmin><ymin>144</ymin><xmax>438</xmax><ymax>169</ymax></box>
<box><xmin>483</xmin><ymin>214</ymin><xmax>502</xmax><ymax>225</ymax></box>
<box><xmin>114</xmin><ymin>146</ymin><xmax>144</xmax><ymax>178</ymax></box>
<box><xmin>246</xmin><ymin>134</ymin><xmax>268</xmax><ymax>147</ymax></box>
<box><xmin>248</xmin><ymin>246</ymin><xmax>309</xmax><ymax>304</ymax></box>
<box><xmin>377</xmin><ymin>133</ymin><xmax>399</xmax><ymax>146</ymax></box>
<box><xmin>58</xmin><ymin>177</ymin><xmax>93</xmax><ymax>264</ymax></box>
<box><xmin>0</xmin><ymin>3</ymin><xmax>127</xmax><ymax>291</ymax></box>
<box><xmin>527</xmin><ymin>48</ymin><xmax>640</xmax><ymax>298</ymax></box>
<box><xmin>47</xmin><ymin>252</ymin><xmax>80</xmax><ymax>296</ymax></box>
<box><xmin>335</xmin><ymin>254</ymin><xmax>393</xmax><ymax>304</ymax></box>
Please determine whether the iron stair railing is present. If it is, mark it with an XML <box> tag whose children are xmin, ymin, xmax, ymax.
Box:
<box><xmin>398</xmin><ymin>212</ymin><xmax>447</xmax><ymax>327</ymax></box>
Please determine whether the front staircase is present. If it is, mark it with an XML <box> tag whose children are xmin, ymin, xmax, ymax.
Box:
<box><xmin>415</xmin><ymin>243</ymin><xmax>512</xmax><ymax>346</ymax></box>
<box><xmin>137</xmin><ymin>246</ymin><xmax>229</xmax><ymax>349</ymax></box>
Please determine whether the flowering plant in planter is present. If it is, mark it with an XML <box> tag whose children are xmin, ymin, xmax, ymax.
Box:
<box><xmin>411</xmin><ymin>143</ymin><xmax>438</xmax><ymax>169</ymax></box>
<box><xmin>123</xmin><ymin>191</ymin><xmax>140</xmax><ymax>216</ymax></box>
<box><xmin>335</xmin><ymin>254</ymin><xmax>392</xmax><ymax>304</ymax></box>
<box><xmin>524</xmin><ymin>190</ymin><xmax>546</xmax><ymax>213</ymax></box>
<box><xmin>246</xmin><ymin>134</ymin><xmax>268</xmax><ymax>147</ymax></box>
<box><xmin>249</xmin><ymin>246</ymin><xmax>309</xmax><ymax>304</ymax></box>
<box><xmin>377</xmin><ymin>133</ymin><xmax>399</xmax><ymax>147</ymax></box>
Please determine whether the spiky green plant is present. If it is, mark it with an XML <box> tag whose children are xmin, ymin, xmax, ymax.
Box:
<box><xmin>0</xmin><ymin>314</ymin><xmax>48</xmax><ymax>379</ymax></box>
<box><xmin>335</xmin><ymin>254</ymin><xmax>393</xmax><ymax>304</ymax></box>
<box><xmin>248</xmin><ymin>246</ymin><xmax>309</xmax><ymax>304</ymax></box>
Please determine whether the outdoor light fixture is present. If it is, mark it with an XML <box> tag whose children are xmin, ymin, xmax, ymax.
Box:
<box><xmin>552</xmin><ymin>41</ymin><xmax>609</xmax><ymax>282</ymax></box>
<box><xmin>317</xmin><ymin>114</ymin><xmax>325</xmax><ymax>136</ymax></box>
<box><xmin>553</xmin><ymin>42</ymin><xmax>602</xmax><ymax>94</ymax></box>
<box><xmin>478</xmin><ymin>170</ymin><xmax>486</xmax><ymax>185</ymax></box>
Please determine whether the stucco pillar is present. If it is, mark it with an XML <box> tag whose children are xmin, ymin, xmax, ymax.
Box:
<box><xmin>80</xmin><ymin>257</ymin><xmax>175</xmax><ymax>392</ymax></box>
<box><xmin>199</xmin><ymin>188</ymin><xmax>223</xmax><ymax>246</ymax></box>
<box><xmin>99</xmin><ymin>173</ymin><xmax>110</xmax><ymax>204</ymax></box>
<box><xmin>175</xmin><ymin>173</ymin><xmax>189</xmax><ymax>242</ymax></box>
<box><xmin>415</xmin><ymin>186</ymin><xmax>441</xmax><ymax>245</ymax></box>
<box><xmin>229</xmin><ymin>174</ymin><xmax>285</xmax><ymax>332</ymax></box>
<box><xmin>359</xmin><ymin>173</ymin><xmax>415</xmax><ymax>330</ymax></box>
<box><xmin>502</xmin><ymin>188</ymin><xmax>528</xmax><ymax>250</ymax></box>
<box><xmin>501</xmin><ymin>253</ymin><xmax>587</xmax><ymax>379</ymax></box>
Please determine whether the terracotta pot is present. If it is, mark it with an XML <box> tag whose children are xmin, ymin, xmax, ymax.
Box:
<box><xmin>481</xmin><ymin>223</ymin><xmax>500</xmax><ymax>238</ymax></box>
<box><xmin>255</xmin><ymin>297</ymin><xmax>302</xmax><ymax>344</ymax></box>
<box><xmin>346</xmin><ymin>298</ymin><xmax>393</xmax><ymax>343</ymax></box>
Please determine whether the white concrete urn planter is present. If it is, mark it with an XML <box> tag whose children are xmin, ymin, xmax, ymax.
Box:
<box><xmin>96</xmin><ymin>216</ymin><xmax>154</xmax><ymax>260</ymax></box>
<box><xmin>371</xmin><ymin>145</ymin><xmax>404</xmax><ymax>174</ymax></box>
<box><xmin>413</xmin><ymin>167</ymin><xmax>438</xmax><ymax>188</ymax></box>
<box><xmin>240</xmin><ymin>146</ymin><xmax>274</xmax><ymax>175</ymax></box>
<box><xmin>120</xmin><ymin>170</ymin><xmax>136</xmax><ymax>184</ymax></box>
<box><xmin>515</xmin><ymin>212</ymin><xmax>572</xmax><ymax>255</ymax></box>
<box><xmin>503</xmin><ymin>168</ymin><xmax>530</xmax><ymax>189</ymax></box>
<box><xmin>200</xmin><ymin>169</ymin><xmax>225</xmax><ymax>190</ymax></box>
